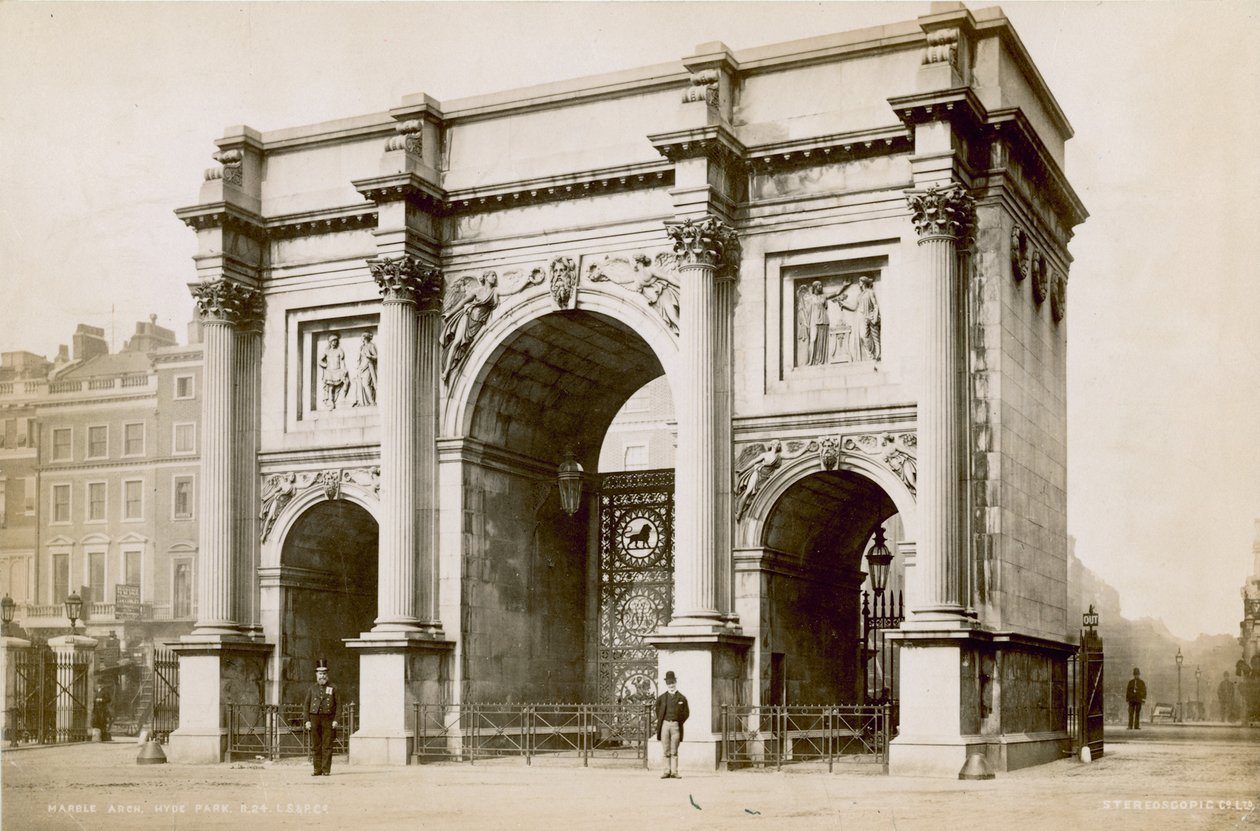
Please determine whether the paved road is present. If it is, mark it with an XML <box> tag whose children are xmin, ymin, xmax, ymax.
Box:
<box><xmin>1107</xmin><ymin>723</ymin><xmax>1260</xmax><ymax>745</ymax></box>
<box><xmin>3</xmin><ymin>737</ymin><xmax>1258</xmax><ymax>831</ymax></box>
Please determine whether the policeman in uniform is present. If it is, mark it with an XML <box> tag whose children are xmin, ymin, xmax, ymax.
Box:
<box><xmin>303</xmin><ymin>660</ymin><xmax>338</xmax><ymax>776</ymax></box>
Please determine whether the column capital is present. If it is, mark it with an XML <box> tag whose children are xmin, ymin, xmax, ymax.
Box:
<box><xmin>368</xmin><ymin>256</ymin><xmax>443</xmax><ymax>310</ymax></box>
<box><xmin>664</xmin><ymin>216</ymin><xmax>740</xmax><ymax>280</ymax></box>
<box><xmin>190</xmin><ymin>278</ymin><xmax>261</xmax><ymax>327</ymax></box>
<box><xmin>906</xmin><ymin>183</ymin><xmax>975</xmax><ymax>242</ymax></box>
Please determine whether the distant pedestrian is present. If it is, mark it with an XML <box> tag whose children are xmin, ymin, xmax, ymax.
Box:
<box><xmin>1125</xmin><ymin>668</ymin><xmax>1146</xmax><ymax>729</ymax></box>
<box><xmin>91</xmin><ymin>682</ymin><xmax>112</xmax><ymax>741</ymax></box>
<box><xmin>303</xmin><ymin>660</ymin><xmax>338</xmax><ymax>776</ymax></box>
<box><xmin>1217</xmin><ymin>671</ymin><xmax>1237</xmax><ymax>723</ymax></box>
<box><xmin>655</xmin><ymin>670</ymin><xmax>689</xmax><ymax>779</ymax></box>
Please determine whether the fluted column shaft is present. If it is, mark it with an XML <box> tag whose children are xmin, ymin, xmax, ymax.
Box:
<box><xmin>235</xmin><ymin>323</ymin><xmax>262</xmax><ymax>633</ymax></box>
<box><xmin>907</xmin><ymin>185</ymin><xmax>973</xmax><ymax>618</ymax></box>
<box><xmin>665</xmin><ymin>217</ymin><xmax>739</xmax><ymax>628</ymax></box>
<box><xmin>416</xmin><ymin>306</ymin><xmax>441</xmax><ymax>629</ymax></box>
<box><xmin>369</xmin><ymin>257</ymin><xmax>443</xmax><ymax>632</ymax></box>
<box><xmin>376</xmin><ymin>296</ymin><xmax>419</xmax><ymax>628</ymax></box>
<box><xmin>196</xmin><ymin>319</ymin><xmax>239</xmax><ymax>633</ymax></box>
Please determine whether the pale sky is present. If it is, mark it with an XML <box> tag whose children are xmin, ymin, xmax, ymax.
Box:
<box><xmin>2</xmin><ymin>1</ymin><xmax>1257</xmax><ymax>640</ymax></box>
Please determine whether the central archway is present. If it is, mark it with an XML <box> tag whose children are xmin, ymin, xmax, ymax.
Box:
<box><xmin>278</xmin><ymin>500</ymin><xmax>378</xmax><ymax>711</ymax></box>
<box><xmin>448</xmin><ymin>304</ymin><xmax>675</xmax><ymax>704</ymax></box>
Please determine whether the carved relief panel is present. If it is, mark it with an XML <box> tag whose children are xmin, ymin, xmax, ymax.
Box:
<box><xmin>788</xmin><ymin>260</ymin><xmax>885</xmax><ymax>371</ymax></box>
<box><xmin>286</xmin><ymin>308</ymin><xmax>380</xmax><ymax>429</ymax></box>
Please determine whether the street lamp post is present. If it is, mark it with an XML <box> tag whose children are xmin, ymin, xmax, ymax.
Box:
<box><xmin>1175</xmin><ymin>648</ymin><xmax>1184</xmax><ymax>723</ymax></box>
<box><xmin>64</xmin><ymin>592</ymin><xmax>83</xmax><ymax>637</ymax></box>
<box><xmin>1</xmin><ymin>594</ymin><xmax>14</xmax><ymax>637</ymax></box>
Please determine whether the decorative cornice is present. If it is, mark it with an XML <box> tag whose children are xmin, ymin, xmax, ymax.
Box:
<box><xmin>664</xmin><ymin>216</ymin><xmax>740</xmax><ymax>279</ymax></box>
<box><xmin>906</xmin><ymin>183</ymin><xmax>975</xmax><ymax>241</ymax></box>
<box><xmin>746</xmin><ymin>126</ymin><xmax>912</xmax><ymax>172</ymax></box>
<box><xmin>266</xmin><ymin>208</ymin><xmax>378</xmax><ymax>240</ymax></box>
<box><xmin>368</xmin><ymin>255</ymin><xmax>443</xmax><ymax>310</ymax></box>
<box><xmin>648</xmin><ymin>125</ymin><xmax>746</xmax><ymax>172</ymax></box>
<box><xmin>174</xmin><ymin>202</ymin><xmax>265</xmax><ymax>238</ymax></box>
<box><xmin>353</xmin><ymin>172</ymin><xmax>447</xmax><ymax>213</ymax></box>
<box><xmin>190</xmin><ymin>278</ymin><xmax>262</xmax><ymax>326</ymax></box>
<box><xmin>447</xmin><ymin>162</ymin><xmax>672</xmax><ymax>214</ymax></box>
<box><xmin>985</xmin><ymin>108</ymin><xmax>1089</xmax><ymax>238</ymax></box>
<box><xmin>888</xmin><ymin>86</ymin><xmax>988</xmax><ymax>133</ymax></box>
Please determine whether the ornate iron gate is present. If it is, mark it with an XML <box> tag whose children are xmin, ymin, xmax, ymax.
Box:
<box><xmin>151</xmin><ymin>647</ymin><xmax>180</xmax><ymax>742</ymax></box>
<box><xmin>6</xmin><ymin>645</ymin><xmax>89</xmax><ymax>745</ymax></box>
<box><xmin>861</xmin><ymin>590</ymin><xmax>903</xmax><ymax>715</ymax></box>
<box><xmin>597</xmin><ymin>470</ymin><xmax>674</xmax><ymax>703</ymax></box>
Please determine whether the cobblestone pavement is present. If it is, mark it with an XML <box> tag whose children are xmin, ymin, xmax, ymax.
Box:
<box><xmin>3</xmin><ymin>728</ymin><xmax>1257</xmax><ymax>831</ymax></box>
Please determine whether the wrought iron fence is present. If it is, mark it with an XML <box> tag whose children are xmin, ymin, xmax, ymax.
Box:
<box><xmin>5</xmin><ymin>646</ymin><xmax>91</xmax><ymax>745</ymax></box>
<box><xmin>225</xmin><ymin>703</ymin><xmax>357</xmax><ymax>761</ymax></box>
<box><xmin>721</xmin><ymin>704</ymin><xmax>891</xmax><ymax>772</ymax></box>
<box><xmin>412</xmin><ymin>702</ymin><xmax>652</xmax><ymax>766</ymax></box>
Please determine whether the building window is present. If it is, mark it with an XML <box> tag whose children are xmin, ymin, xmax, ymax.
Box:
<box><xmin>52</xmin><ymin>484</ymin><xmax>70</xmax><ymax>523</ymax></box>
<box><xmin>0</xmin><ymin>479</ymin><xmax>6</xmax><ymax>527</ymax></box>
<box><xmin>174</xmin><ymin>374</ymin><xmax>195</xmax><ymax>400</ymax></box>
<box><xmin>173</xmin><ymin>560</ymin><xmax>193</xmax><ymax>619</ymax></box>
<box><xmin>87</xmin><ymin>425</ymin><xmax>108</xmax><ymax>459</ymax></box>
<box><xmin>51</xmin><ymin>428</ymin><xmax>71</xmax><ymax>461</ymax></box>
<box><xmin>87</xmin><ymin>551</ymin><xmax>106</xmax><ymax>607</ymax></box>
<box><xmin>87</xmin><ymin>482</ymin><xmax>106</xmax><ymax>522</ymax></box>
<box><xmin>173</xmin><ymin>423</ymin><xmax>195</xmax><ymax>455</ymax></box>
<box><xmin>123</xmin><ymin>422</ymin><xmax>145</xmax><ymax>456</ymax></box>
<box><xmin>52</xmin><ymin>553</ymin><xmax>69</xmax><ymax>605</ymax></box>
<box><xmin>124</xmin><ymin>550</ymin><xmax>142</xmax><ymax>587</ymax></box>
<box><xmin>623</xmin><ymin>388</ymin><xmax>651</xmax><ymax>414</ymax></box>
<box><xmin>123</xmin><ymin>480</ymin><xmax>143</xmax><ymax>521</ymax></box>
<box><xmin>23</xmin><ymin>477</ymin><xmax>34</xmax><ymax>515</ymax></box>
<box><xmin>173</xmin><ymin>476</ymin><xmax>194</xmax><ymax>520</ymax></box>
<box><xmin>623</xmin><ymin>444</ymin><xmax>649</xmax><ymax>471</ymax></box>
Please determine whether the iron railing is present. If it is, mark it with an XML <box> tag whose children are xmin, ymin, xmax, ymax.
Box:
<box><xmin>413</xmin><ymin>702</ymin><xmax>652</xmax><ymax>766</ymax></box>
<box><xmin>225</xmin><ymin>703</ymin><xmax>357</xmax><ymax>761</ymax></box>
<box><xmin>150</xmin><ymin>647</ymin><xmax>180</xmax><ymax>743</ymax></box>
<box><xmin>721</xmin><ymin>704</ymin><xmax>891</xmax><ymax>772</ymax></box>
<box><xmin>5</xmin><ymin>647</ymin><xmax>91</xmax><ymax>745</ymax></box>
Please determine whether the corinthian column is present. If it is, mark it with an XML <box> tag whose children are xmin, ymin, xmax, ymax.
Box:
<box><xmin>664</xmin><ymin>216</ymin><xmax>739</xmax><ymax>629</ymax></box>
<box><xmin>905</xmin><ymin>184</ymin><xmax>973</xmax><ymax>619</ymax></box>
<box><xmin>368</xmin><ymin>256</ymin><xmax>443</xmax><ymax>631</ymax></box>
<box><xmin>189</xmin><ymin>278</ymin><xmax>259</xmax><ymax>636</ymax></box>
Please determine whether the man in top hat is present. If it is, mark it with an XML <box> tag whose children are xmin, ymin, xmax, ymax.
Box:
<box><xmin>1125</xmin><ymin>668</ymin><xmax>1146</xmax><ymax>730</ymax></box>
<box><xmin>654</xmin><ymin>670</ymin><xmax>689</xmax><ymax>779</ymax></box>
<box><xmin>303</xmin><ymin>660</ymin><xmax>339</xmax><ymax>776</ymax></box>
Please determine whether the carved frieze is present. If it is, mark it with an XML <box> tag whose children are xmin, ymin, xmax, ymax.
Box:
<box><xmin>585</xmin><ymin>252</ymin><xmax>681</xmax><ymax>335</ymax></box>
<box><xmin>368</xmin><ymin>255</ymin><xmax>443</xmax><ymax>310</ymax></box>
<box><xmin>441</xmin><ymin>265</ymin><xmax>545</xmax><ymax>386</ymax></box>
<box><xmin>906</xmin><ymin>184</ymin><xmax>974</xmax><ymax>241</ymax></box>
<box><xmin>259</xmin><ymin>466</ymin><xmax>381</xmax><ymax>541</ymax></box>
<box><xmin>732</xmin><ymin>430</ymin><xmax>918</xmax><ymax>524</ymax></box>
<box><xmin>664</xmin><ymin>216</ymin><xmax>740</xmax><ymax>279</ymax></box>
<box><xmin>548</xmin><ymin>256</ymin><xmax>578</xmax><ymax>310</ymax></box>
<box><xmin>682</xmin><ymin>69</ymin><xmax>719</xmax><ymax>105</ymax></box>
<box><xmin>190</xmin><ymin>278</ymin><xmax>261</xmax><ymax>327</ymax></box>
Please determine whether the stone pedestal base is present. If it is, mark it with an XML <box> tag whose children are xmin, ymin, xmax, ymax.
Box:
<box><xmin>166</xmin><ymin>638</ymin><xmax>271</xmax><ymax>765</ymax></box>
<box><xmin>346</xmin><ymin>633</ymin><xmax>452</xmax><ymax>766</ymax></box>
<box><xmin>648</xmin><ymin>630</ymin><xmax>752</xmax><ymax>772</ymax></box>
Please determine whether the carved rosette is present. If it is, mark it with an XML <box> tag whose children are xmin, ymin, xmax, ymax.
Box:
<box><xmin>665</xmin><ymin>216</ymin><xmax>740</xmax><ymax>280</ymax></box>
<box><xmin>204</xmin><ymin>148</ymin><xmax>243</xmax><ymax>185</ymax></box>
<box><xmin>682</xmin><ymin>69</ymin><xmax>719</xmax><ymax>105</ymax></box>
<box><xmin>1030</xmin><ymin>250</ymin><xmax>1048</xmax><ymax>305</ymax></box>
<box><xmin>369</xmin><ymin>256</ymin><xmax>444</xmax><ymax>311</ymax></box>
<box><xmin>1010</xmin><ymin>226</ymin><xmax>1029</xmax><ymax>282</ymax></box>
<box><xmin>906</xmin><ymin>184</ymin><xmax>974</xmax><ymax>242</ymax></box>
<box><xmin>385</xmin><ymin>119</ymin><xmax>424</xmax><ymax>155</ymax></box>
<box><xmin>548</xmin><ymin>256</ymin><xmax>578</xmax><ymax>310</ymax></box>
<box><xmin>1050</xmin><ymin>270</ymin><xmax>1067</xmax><ymax>323</ymax></box>
<box><xmin>191</xmin><ymin>278</ymin><xmax>260</xmax><ymax>327</ymax></box>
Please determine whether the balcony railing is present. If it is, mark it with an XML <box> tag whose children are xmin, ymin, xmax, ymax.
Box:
<box><xmin>15</xmin><ymin>602</ymin><xmax>157</xmax><ymax>624</ymax></box>
<box><xmin>47</xmin><ymin>375</ymin><xmax>155</xmax><ymax>395</ymax></box>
